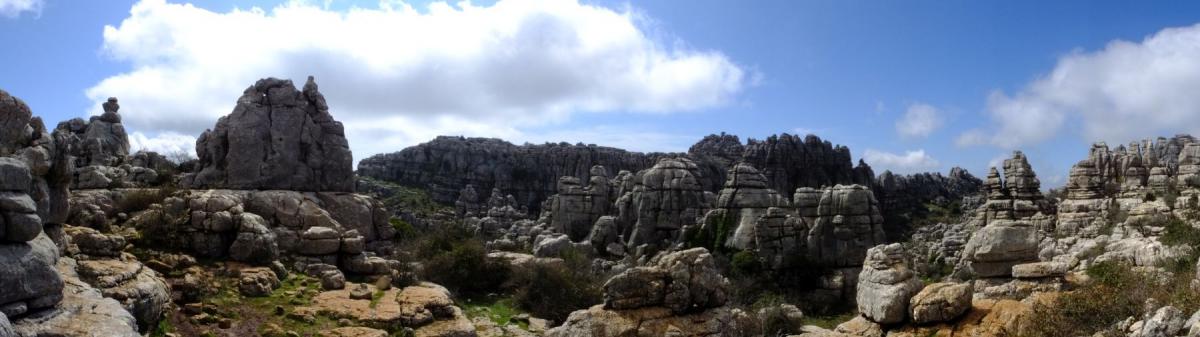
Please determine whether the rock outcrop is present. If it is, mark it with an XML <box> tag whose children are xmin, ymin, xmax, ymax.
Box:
<box><xmin>807</xmin><ymin>185</ymin><xmax>887</xmax><ymax>267</ymax></box>
<box><xmin>546</xmin><ymin>165</ymin><xmax>617</xmax><ymax>241</ymax></box>
<box><xmin>718</xmin><ymin>163</ymin><xmax>791</xmax><ymax>250</ymax></box>
<box><xmin>129</xmin><ymin>190</ymin><xmax>397</xmax><ymax>276</ymax></box>
<box><xmin>2</xmin><ymin>89</ymin><xmax>141</xmax><ymax>336</ymax></box>
<box><xmin>616</xmin><ymin>158</ymin><xmax>714</xmax><ymax>250</ymax></box>
<box><xmin>185</xmin><ymin>77</ymin><xmax>354</xmax><ymax>192</ymax></box>
<box><xmin>548</xmin><ymin>248</ymin><xmax>755</xmax><ymax>337</ymax></box>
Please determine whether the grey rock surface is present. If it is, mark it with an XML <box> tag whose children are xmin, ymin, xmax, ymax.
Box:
<box><xmin>186</xmin><ymin>77</ymin><xmax>354</xmax><ymax>192</ymax></box>
<box><xmin>856</xmin><ymin>243</ymin><xmax>922</xmax><ymax>324</ymax></box>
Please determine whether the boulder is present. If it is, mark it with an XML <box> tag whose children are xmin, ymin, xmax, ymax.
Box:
<box><xmin>238</xmin><ymin>267</ymin><xmax>281</xmax><ymax>297</ymax></box>
<box><xmin>909</xmin><ymin>282</ymin><xmax>972</xmax><ymax>324</ymax></box>
<box><xmin>856</xmin><ymin>243</ymin><xmax>922</xmax><ymax>324</ymax></box>
<box><xmin>11</xmin><ymin>257</ymin><xmax>139</xmax><ymax>337</ymax></box>
<box><xmin>228</xmin><ymin>213</ymin><xmax>280</xmax><ymax>264</ymax></box>
<box><xmin>0</xmin><ymin>234</ymin><xmax>63</xmax><ymax>316</ymax></box>
<box><xmin>960</xmin><ymin>220</ymin><xmax>1039</xmax><ymax>277</ymax></box>
<box><xmin>603</xmin><ymin>247</ymin><xmax>729</xmax><ymax>314</ymax></box>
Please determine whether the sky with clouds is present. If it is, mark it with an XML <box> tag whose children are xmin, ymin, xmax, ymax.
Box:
<box><xmin>3</xmin><ymin>0</ymin><xmax>1200</xmax><ymax>187</ymax></box>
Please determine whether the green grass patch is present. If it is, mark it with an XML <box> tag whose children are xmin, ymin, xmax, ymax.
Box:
<box><xmin>461</xmin><ymin>296</ymin><xmax>529</xmax><ymax>330</ymax></box>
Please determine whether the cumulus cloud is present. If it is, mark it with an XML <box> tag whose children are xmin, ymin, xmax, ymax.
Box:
<box><xmin>87</xmin><ymin>0</ymin><xmax>748</xmax><ymax>159</ymax></box>
<box><xmin>962</xmin><ymin>23</ymin><xmax>1200</xmax><ymax>148</ymax></box>
<box><xmin>0</xmin><ymin>0</ymin><xmax>41</xmax><ymax>18</ymax></box>
<box><xmin>129</xmin><ymin>131</ymin><xmax>197</xmax><ymax>157</ymax></box>
<box><xmin>895</xmin><ymin>102</ymin><xmax>942</xmax><ymax>139</ymax></box>
<box><xmin>862</xmin><ymin>149</ymin><xmax>940</xmax><ymax>174</ymax></box>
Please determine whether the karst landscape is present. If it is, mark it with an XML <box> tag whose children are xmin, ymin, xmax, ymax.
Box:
<box><xmin>5</xmin><ymin>1</ymin><xmax>1200</xmax><ymax>337</ymax></box>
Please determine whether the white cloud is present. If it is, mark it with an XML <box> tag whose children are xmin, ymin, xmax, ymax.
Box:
<box><xmin>129</xmin><ymin>131</ymin><xmax>197</xmax><ymax>157</ymax></box>
<box><xmin>86</xmin><ymin>0</ymin><xmax>748</xmax><ymax>161</ymax></box>
<box><xmin>963</xmin><ymin>23</ymin><xmax>1200</xmax><ymax>148</ymax></box>
<box><xmin>0</xmin><ymin>0</ymin><xmax>41</xmax><ymax>18</ymax></box>
<box><xmin>895</xmin><ymin>102</ymin><xmax>942</xmax><ymax>139</ymax></box>
<box><xmin>862</xmin><ymin>149</ymin><xmax>940</xmax><ymax>174</ymax></box>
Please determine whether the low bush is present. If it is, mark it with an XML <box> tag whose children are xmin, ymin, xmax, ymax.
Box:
<box><xmin>1024</xmin><ymin>260</ymin><xmax>1200</xmax><ymax>337</ymax></box>
<box><xmin>508</xmin><ymin>248</ymin><xmax>603</xmax><ymax>323</ymax></box>
<box><xmin>117</xmin><ymin>187</ymin><xmax>175</xmax><ymax>213</ymax></box>
<box><xmin>415</xmin><ymin>224</ymin><xmax>511</xmax><ymax>296</ymax></box>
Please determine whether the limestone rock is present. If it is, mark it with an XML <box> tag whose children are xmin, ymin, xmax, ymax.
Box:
<box><xmin>718</xmin><ymin>163</ymin><xmax>790</xmax><ymax>250</ymax></box>
<box><xmin>856</xmin><ymin>243</ymin><xmax>922</xmax><ymax>324</ymax></box>
<box><xmin>603</xmin><ymin>248</ymin><xmax>729</xmax><ymax>313</ymax></box>
<box><xmin>545</xmin><ymin>305</ymin><xmax>755</xmax><ymax>337</ymax></box>
<box><xmin>0</xmin><ymin>234</ymin><xmax>63</xmax><ymax>317</ymax></box>
<box><xmin>960</xmin><ymin>220</ymin><xmax>1038</xmax><ymax>277</ymax></box>
<box><xmin>909</xmin><ymin>282</ymin><xmax>972</xmax><ymax>324</ymax></box>
<box><xmin>808</xmin><ymin>185</ymin><xmax>886</xmax><ymax>267</ymax></box>
<box><xmin>239</xmin><ymin>267</ymin><xmax>281</xmax><ymax>297</ymax></box>
<box><xmin>11</xmin><ymin>257</ymin><xmax>139</xmax><ymax>337</ymax></box>
<box><xmin>547</xmin><ymin>165</ymin><xmax>617</xmax><ymax>241</ymax></box>
<box><xmin>186</xmin><ymin>77</ymin><xmax>354</xmax><ymax>192</ymax></box>
<box><xmin>74</xmin><ymin>254</ymin><xmax>170</xmax><ymax>330</ymax></box>
<box><xmin>618</xmin><ymin>158</ymin><xmax>712</xmax><ymax>249</ymax></box>
<box><xmin>833</xmin><ymin>315</ymin><xmax>883</xmax><ymax>337</ymax></box>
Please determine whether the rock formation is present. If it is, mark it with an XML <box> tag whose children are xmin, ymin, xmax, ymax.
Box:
<box><xmin>129</xmin><ymin>190</ymin><xmax>397</xmax><ymax>275</ymax></box>
<box><xmin>856</xmin><ymin>243</ymin><xmax>922</xmax><ymax>324</ymax></box>
<box><xmin>2</xmin><ymin>89</ymin><xmax>142</xmax><ymax>336</ymax></box>
<box><xmin>546</xmin><ymin>165</ymin><xmax>617</xmax><ymax>241</ymax></box>
<box><xmin>807</xmin><ymin>185</ymin><xmax>887</xmax><ymax>267</ymax></box>
<box><xmin>185</xmin><ymin>77</ymin><xmax>354</xmax><ymax>192</ymax></box>
<box><xmin>358</xmin><ymin>133</ymin><xmax>874</xmax><ymax>214</ymax></box>
<box><xmin>873</xmin><ymin>167</ymin><xmax>983</xmax><ymax>241</ymax></box>
<box><xmin>616</xmin><ymin>158</ymin><xmax>713</xmax><ymax>250</ymax></box>
<box><xmin>54</xmin><ymin>98</ymin><xmax>175</xmax><ymax>189</ymax></box>
<box><xmin>717</xmin><ymin>163</ymin><xmax>791</xmax><ymax>250</ymax></box>
<box><xmin>547</xmin><ymin>248</ymin><xmax>755</xmax><ymax>337</ymax></box>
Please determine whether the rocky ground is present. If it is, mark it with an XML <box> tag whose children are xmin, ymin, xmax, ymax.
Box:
<box><xmin>7</xmin><ymin>78</ymin><xmax>1200</xmax><ymax>337</ymax></box>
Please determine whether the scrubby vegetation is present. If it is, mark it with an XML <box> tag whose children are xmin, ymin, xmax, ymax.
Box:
<box><xmin>411</xmin><ymin>224</ymin><xmax>511</xmax><ymax>295</ymax></box>
<box><xmin>117</xmin><ymin>187</ymin><xmax>176</xmax><ymax>214</ymax></box>
<box><xmin>1025</xmin><ymin>260</ymin><xmax>1200</xmax><ymax>337</ymax></box>
<box><xmin>507</xmin><ymin>248</ymin><xmax>603</xmax><ymax>323</ymax></box>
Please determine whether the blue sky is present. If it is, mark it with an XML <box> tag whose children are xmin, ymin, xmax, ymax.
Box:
<box><xmin>3</xmin><ymin>0</ymin><xmax>1200</xmax><ymax>188</ymax></box>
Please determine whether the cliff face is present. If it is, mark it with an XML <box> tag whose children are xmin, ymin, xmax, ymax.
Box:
<box><xmin>357</xmin><ymin>133</ymin><xmax>877</xmax><ymax>212</ymax></box>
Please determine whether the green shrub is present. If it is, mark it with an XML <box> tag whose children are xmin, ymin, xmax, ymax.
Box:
<box><xmin>117</xmin><ymin>188</ymin><xmax>174</xmax><ymax>214</ymax></box>
<box><xmin>419</xmin><ymin>229</ymin><xmax>510</xmax><ymax>296</ymax></box>
<box><xmin>509</xmin><ymin>247</ymin><xmax>603</xmax><ymax>323</ymax></box>
<box><xmin>731</xmin><ymin>250</ymin><xmax>762</xmax><ymax>276</ymax></box>
<box><xmin>751</xmin><ymin>293</ymin><xmax>803</xmax><ymax>336</ymax></box>
<box><xmin>1025</xmin><ymin>261</ymin><xmax>1200</xmax><ymax>337</ymax></box>
<box><xmin>389</xmin><ymin>218</ymin><xmax>417</xmax><ymax>240</ymax></box>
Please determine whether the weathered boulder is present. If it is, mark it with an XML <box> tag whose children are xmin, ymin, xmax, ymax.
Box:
<box><xmin>960</xmin><ymin>220</ymin><xmax>1038</xmax><ymax>278</ymax></box>
<box><xmin>73</xmin><ymin>254</ymin><xmax>170</xmax><ymax>330</ymax></box>
<box><xmin>856</xmin><ymin>243</ymin><xmax>922</xmax><ymax>324</ymax></box>
<box><xmin>11</xmin><ymin>257</ymin><xmax>140</xmax><ymax>337</ymax></box>
<box><xmin>603</xmin><ymin>248</ymin><xmax>729</xmax><ymax>313</ymax></box>
<box><xmin>185</xmin><ymin>77</ymin><xmax>354</xmax><ymax>192</ymax></box>
<box><xmin>0</xmin><ymin>234</ymin><xmax>63</xmax><ymax>317</ymax></box>
<box><xmin>545</xmin><ymin>305</ymin><xmax>755</xmax><ymax>337</ymax></box>
<box><xmin>909</xmin><ymin>282</ymin><xmax>972</xmax><ymax>324</ymax></box>
<box><xmin>238</xmin><ymin>267</ymin><xmax>281</xmax><ymax>297</ymax></box>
